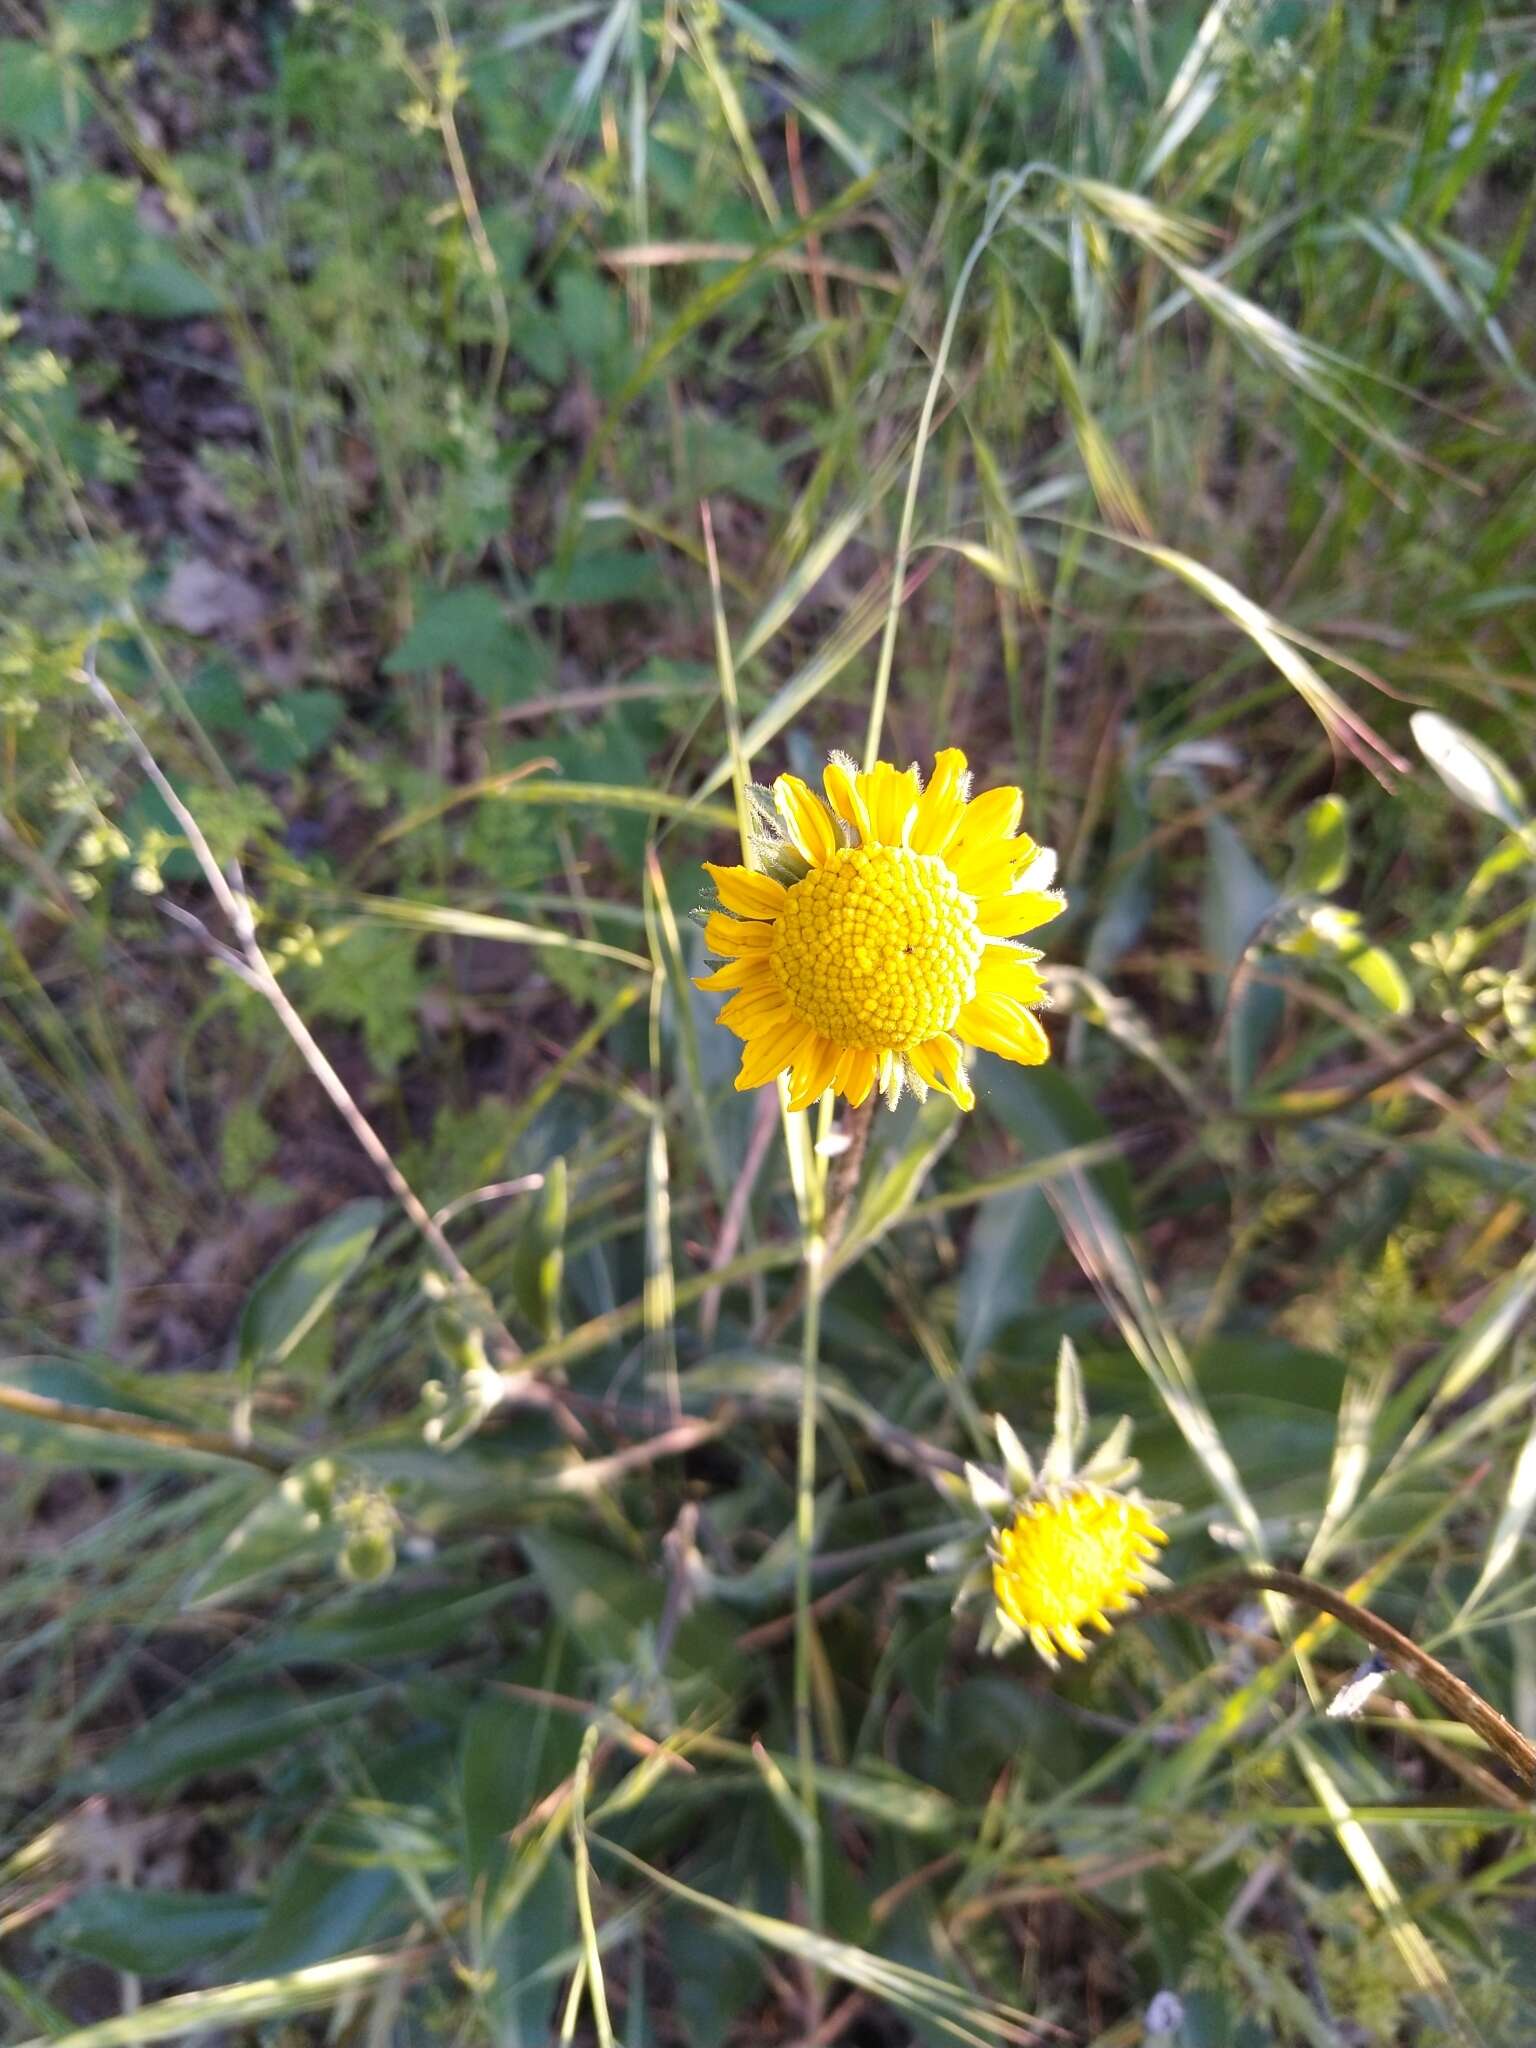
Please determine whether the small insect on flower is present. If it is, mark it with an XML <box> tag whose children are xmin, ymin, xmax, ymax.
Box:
<box><xmin>933</xmin><ymin>1340</ymin><xmax>1176</xmax><ymax>1669</ymax></box>
<box><xmin>696</xmin><ymin>748</ymin><xmax>1064</xmax><ymax>1111</ymax></box>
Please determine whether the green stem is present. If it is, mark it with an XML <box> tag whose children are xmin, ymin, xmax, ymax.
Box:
<box><xmin>862</xmin><ymin>164</ymin><xmax>1047</xmax><ymax>771</ymax></box>
<box><xmin>793</xmin><ymin>1229</ymin><xmax>827</xmax><ymax>1949</ymax></box>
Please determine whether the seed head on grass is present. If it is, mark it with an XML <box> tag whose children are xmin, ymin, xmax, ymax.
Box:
<box><xmin>697</xmin><ymin>748</ymin><xmax>1064</xmax><ymax>1110</ymax></box>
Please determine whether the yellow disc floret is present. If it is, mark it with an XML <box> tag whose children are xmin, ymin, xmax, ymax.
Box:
<box><xmin>770</xmin><ymin>845</ymin><xmax>983</xmax><ymax>1050</ymax></box>
<box><xmin>992</xmin><ymin>1487</ymin><xmax>1167</xmax><ymax>1664</ymax></box>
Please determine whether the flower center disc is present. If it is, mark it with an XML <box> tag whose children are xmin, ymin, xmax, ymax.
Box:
<box><xmin>993</xmin><ymin>1492</ymin><xmax>1157</xmax><ymax>1636</ymax></box>
<box><xmin>770</xmin><ymin>844</ymin><xmax>983</xmax><ymax>1050</ymax></box>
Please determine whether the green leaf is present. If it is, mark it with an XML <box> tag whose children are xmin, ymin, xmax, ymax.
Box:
<box><xmin>0</xmin><ymin>1358</ymin><xmax>248</xmax><ymax>1473</ymax></box>
<box><xmin>530</xmin><ymin>546</ymin><xmax>667</xmax><ymax>607</ymax></box>
<box><xmin>519</xmin><ymin>1528</ymin><xmax>745</xmax><ymax>1707</ymax></box>
<box><xmin>248</xmin><ymin>688</ymin><xmax>344</xmax><ymax>773</ymax></box>
<box><xmin>1280</xmin><ymin>904</ymin><xmax>1412</xmax><ymax>1018</ymax></box>
<box><xmin>53</xmin><ymin>1889</ymin><xmax>261</xmax><ymax>1974</ymax></box>
<box><xmin>677</xmin><ymin>410</ymin><xmax>785</xmax><ymax>509</ymax></box>
<box><xmin>190</xmin><ymin>1471</ymin><xmax>335</xmax><ymax>1605</ymax></box>
<box><xmin>1411</xmin><ymin>710</ymin><xmax>1529</xmax><ymax>828</ymax></box>
<box><xmin>57</xmin><ymin>0</ymin><xmax>150</xmax><ymax>54</ymax></box>
<box><xmin>0</xmin><ymin>44</ymin><xmax>68</xmax><ymax>143</ymax></box>
<box><xmin>229</xmin><ymin>1816</ymin><xmax>404</xmax><ymax>1978</ymax></box>
<box><xmin>956</xmin><ymin>1186</ymin><xmax>1055</xmax><ymax>1371</ymax></box>
<box><xmin>36</xmin><ymin>177</ymin><xmax>218</xmax><ymax>318</ymax></box>
<box><xmin>250</xmin><ymin>1582</ymin><xmax>522</xmax><ymax>1671</ymax></box>
<box><xmin>509</xmin><ymin>1156</ymin><xmax>566</xmax><ymax>1340</ymax></box>
<box><xmin>840</xmin><ymin>1093</ymin><xmax>958</xmax><ymax>1260</ymax></box>
<box><xmin>1201</xmin><ymin>809</ymin><xmax>1283</xmax><ymax>1095</ymax></box>
<box><xmin>1286</xmin><ymin>793</ymin><xmax>1351</xmax><ymax>895</ymax></box>
<box><xmin>301</xmin><ymin>925</ymin><xmax>425</xmax><ymax>1074</ymax></box>
<box><xmin>482</xmin><ymin>1853</ymin><xmax>575</xmax><ymax>2047</ymax></box>
<box><xmin>236</xmin><ymin>1199</ymin><xmax>384</xmax><ymax>1378</ymax></box>
<box><xmin>979</xmin><ymin>1060</ymin><xmax>1136</xmax><ymax>1224</ymax></box>
<box><xmin>459</xmin><ymin>1674</ymin><xmax>583</xmax><ymax>1891</ymax></box>
<box><xmin>382</xmin><ymin>586</ymin><xmax>549</xmax><ymax>704</ymax></box>
<box><xmin>84</xmin><ymin>1684</ymin><xmax>377</xmax><ymax>1795</ymax></box>
<box><xmin>0</xmin><ymin>196</ymin><xmax>39</xmax><ymax>301</ymax></box>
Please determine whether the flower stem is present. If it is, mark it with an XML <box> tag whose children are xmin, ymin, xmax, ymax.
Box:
<box><xmin>793</xmin><ymin>1227</ymin><xmax>827</xmax><ymax>1950</ymax></box>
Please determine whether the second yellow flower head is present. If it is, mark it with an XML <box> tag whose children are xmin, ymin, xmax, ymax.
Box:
<box><xmin>697</xmin><ymin>748</ymin><xmax>1065</xmax><ymax>1111</ymax></box>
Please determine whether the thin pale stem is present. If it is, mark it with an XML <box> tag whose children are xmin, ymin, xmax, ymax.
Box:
<box><xmin>792</xmin><ymin>1227</ymin><xmax>827</xmax><ymax>1953</ymax></box>
<box><xmin>862</xmin><ymin>165</ymin><xmax>1045</xmax><ymax>771</ymax></box>
<box><xmin>0</xmin><ymin>1384</ymin><xmax>289</xmax><ymax>1473</ymax></box>
<box><xmin>570</xmin><ymin>1725</ymin><xmax>615</xmax><ymax>2048</ymax></box>
<box><xmin>83</xmin><ymin>661</ymin><xmax>524</xmax><ymax>1369</ymax></box>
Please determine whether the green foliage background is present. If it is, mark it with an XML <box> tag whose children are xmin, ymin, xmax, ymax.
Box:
<box><xmin>3</xmin><ymin>2</ymin><xmax>1536</xmax><ymax>2042</ymax></box>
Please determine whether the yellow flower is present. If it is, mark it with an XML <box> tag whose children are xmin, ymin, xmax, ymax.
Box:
<box><xmin>696</xmin><ymin>748</ymin><xmax>1064</xmax><ymax>1111</ymax></box>
<box><xmin>991</xmin><ymin>1486</ymin><xmax>1167</xmax><ymax>1666</ymax></box>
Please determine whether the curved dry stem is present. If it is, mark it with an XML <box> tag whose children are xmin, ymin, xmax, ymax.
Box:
<box><xmin>1160</xmin><ymin>1566</ymin><xmax>1536</xmax><ymax>1787</ymax></box>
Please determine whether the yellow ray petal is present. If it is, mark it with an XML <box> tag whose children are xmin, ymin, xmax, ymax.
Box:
<box><xmin>773</xmin><ymin>773</ymin><xmax>840</xmax><ymax>867</ymax></box>
<box><xmin>704</xmin><ymin>863</ymin><xmax>789</xmax><ymax>919</ymax></box>
<box><xmin>908</xmin><ymin>1033</ymin><xmax>975</xmax><ymax>1111</ymax></box>
<box><xmin>736</xmin><ymin>1012</ymin><xmax>813</xmax><ymax>1091</ymax></box>
<box><xmin>704</xmin><ymin>912</ymin><xmax>774</xmax><ymax>957</ymax></box>
<box><xmin>976</xmin><ymin>888</ymin><xmax>1066</xmax><ymax>938</ymax></box>
<box><xmin>861</xmin><ymin>761</ymin><xmax>920</xmax><ymax>846</ymax></box>
<box><xmin>948</xmin><ymin>784</ymin><xmax>1023</xmax><ymax>856</ymax></box>
<box><xmin>909</xmin><ymin>747</ymin><xmax>970</xmax><ymax>855</ymax></box>
<box><xmin>975</xmin><ymin>946</ymin><xmax>1047</xmax><ymax>1007</ymax></box>
<box><xmin>957</xmin><ymin>992</ymin><xmax>1051</xmax><ymax>1066</ymax></box>
<box><xmin>785</xmin><ymin>1033</ymin><xmax>839</xmax><ymax>1111</ymax></box>
<box><xmin>823</xmin><ymin>755</ymin><xmax>871</xmax><ymax>842</ymax></box>
<box><xmin>717</xmin><ymin>984</ymin><xmax>797</xmax><ymax>1036</ymax></box>
<box><xmin>693</xmin><ymin>956</ymin><xmax>773</xmax><ymax>993</ymax></box>
<box><xmin>949</xmin><ymin>841</ymin><xmax>1030</xmax><ymax>899</ymax></box>
<box><xmin>834</xmin><ymin>1045</ymin><xmax>878</xmax><ymax>1107</ymax></box>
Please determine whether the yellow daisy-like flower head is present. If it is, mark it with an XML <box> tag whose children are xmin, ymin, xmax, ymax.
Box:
<box><xmin>696</xmin><ymin>748</ymin><xmax>1065</xmax><ymax>1111</ymax></box>
<box><xmin>930</xmin><ymin>1342</ymin><xmax>1176</xmax><ymax>1669</ymax></box>
<box><xmin>991</xmin><ymin>1486</ymin><xmax>1167</xmax><ymax>1667</ymax></box>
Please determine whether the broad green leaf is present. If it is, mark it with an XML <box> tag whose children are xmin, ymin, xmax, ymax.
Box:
<box><xmin>530</xmin><ymin>545</ymin><xmax>666</xmax><ymax>607</ymax></box>
<box><xmin>1279</xmin><ymin>904</ymin><xmax>1412</xmax><ymax>1018</ymax></box>
<box><xmin>956</xmin><ymin>1187</ymin><xmax>1055</xmax><ymax>1372</ymax></box>
<box><xmin>519</xmin><ymin>1528</ymin><xmax>745</xmax><ymax>1707</ymax></box>
<box><xmin>459</xmin><ymin>1666</ymin><xmax>583</xmax><ymax>1892</ymax></box>
<box><xmin>229</xmin><ymin>1814</ymin><xmax>405</xmax><ymax>1978</ymax></box>
<box><xmin>83</xmin><ymin>1684</ymin><xmax>378</xmax><ymax>1795</ymax></box>
<box><xmin>1411</xmin><ymin>710</ymin><xmax>1528</xmax><ymax>828</ymax></box>
<box><xmin>36</xmin><ymin>176</ymin><xmax>217</xmax><ymax>317</ymax></box>
<box><xmin>236</xmin><ymin>1199</ymin><xmax>384</xmax><ymax>1378</ymax></box>
<box><xmin>1286</xmin><ymin>793</ymin><xmax>1351</xmax><ymax>895</ymax></box>
<box><xmin>382</xmin><ymin>587</ymin><xmax>550</xmax><ymax>704</ymax></box>
<box><xmin>482</xmin><ymin>1854</ymin><xmax>576</xmax><ymax>2046</ymax></box>
<box><xmin>248</xmin><ymin>688</ymin><xmax>344</xmax><ymax>773</ymax></box>
<box><xmin>0</xmin><ymin>44</ymin><xmax>67</xmax><ymax>143</ymax></box>
<box><xmin>52</xmin><ymin>1888</ymin><xmax>261</xmax><ymax>1974</ymax></box>
<box><xmin>58</xmin><ymin>1</ymin><xmax>151</xmax><ymax>54</ymax></box>
<box><xmin>247</xmin><ymin>1583</ymin><xmax>523</xmax><ymax>1671</ymax></box>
